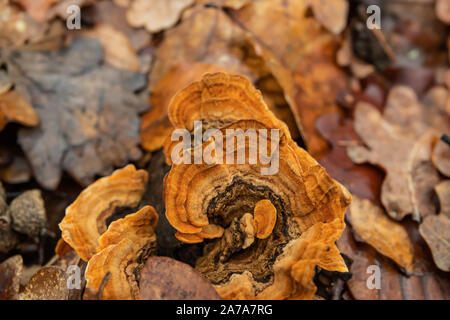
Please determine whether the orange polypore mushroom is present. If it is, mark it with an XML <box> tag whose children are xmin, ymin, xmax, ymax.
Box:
<box><xmin>253</xmin><ymin>199</ymin><xmax>277</xmax><ymax>239</ymax></box>
<box><xmin>163</xmin><ymin>72</ymin><xmax>291</xmax><ymax>164</ymax></box>
<box><xmin>85</xmin><ymin>205</ymin><xmax>159</xmax><ymax>300</ymax></box>
<box><xmin>59</xmin><ymin>164</ymin><xmax>148</xmax><ymax>261</ymax></box>
<box><xmin>163</xmin><ymin>73</ymin><xmax>352</xmax><ymax>299</ymax></box>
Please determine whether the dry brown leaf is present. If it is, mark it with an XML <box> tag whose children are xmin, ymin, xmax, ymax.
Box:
<box><xmin>348</xmin><ymin>86</ymin><xmax>447</xmax><ymax>221</ymax></box>
<box><xmin>126</xmin><ymin>0</ymin><xmax>194</xmax><ymax>33</ymax></box>
<box><xmin>0</xmin><ymin>90</ymin><xmax>39</xmax><ymax>131</ymax></box>
<box><xmin>306</xmin><ymin>0</ymin><xmax>349</xmax><ymax>35</ymax></box>
<box><xmin>348</xmin><ymin>197</ymin><xmax>414</xmax><ymax>273</ymax></box>
<box><xmin>229</xmin><ymin>0</ymin><xmax>348</xmax><ymax>157</ymax></box>
<box><xmin>139</xmin><ymin>256</ymin><xmax>221</xmax><ymax>300</ymax></box>
<box><xmin>82</xmin><ymin>24</ymin><xmax>140</xmax><ymax>71</ymax></box>
<box><xmin>0</xmin><ymin>255</ymin><xmax>23</xmax><ymax>300</ymax></box>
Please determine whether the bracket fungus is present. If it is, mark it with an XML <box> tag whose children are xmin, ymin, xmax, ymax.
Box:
<box><xmin>85</xmin><ymin>206</ymin><xmax>159</xmax><ymax>300</ymax></box>
<box><xmin>163</xmin><ymin>73</ymin><xmax>352</xmax><ymax>299</ymax></box>
<box><xmin>163</xmin><ymin>72</ymin><xmax>291</xmax><ymax>165</ymax></box>
<box><xmin>86</xmin><ymin>206</ymin><xmax>158</xmax><ymax>300</ymax></box>
<box><xmin>59</xmin><ymin>164</ymin><xmax>148</xmax><ymax>261</ymax></box>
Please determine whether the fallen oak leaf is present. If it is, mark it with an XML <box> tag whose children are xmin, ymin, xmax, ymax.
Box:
<box><xmin>139</xmin><ymin>256</ymin><xmax>221</xmax><ymax>300</ymax></box>
<box><xmin>347</xmin><ymin>196</ymin><xmax>415</xmax><ymax>274</ymax></box>
<box><xmin>2</xmin><ymin>38</ymin><xmax>149</xmax><ymax>190</ymax></box>
<box><xmin>347</xmin><ymin>86</ymin><xmax>445</xmax><ymax>221</ymax></box>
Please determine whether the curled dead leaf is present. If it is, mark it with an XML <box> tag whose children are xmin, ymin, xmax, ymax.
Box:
<box><xmin>348</xmin><ymin>196</ymin><xmax>415</xmax><ymax>274</ymax></box>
